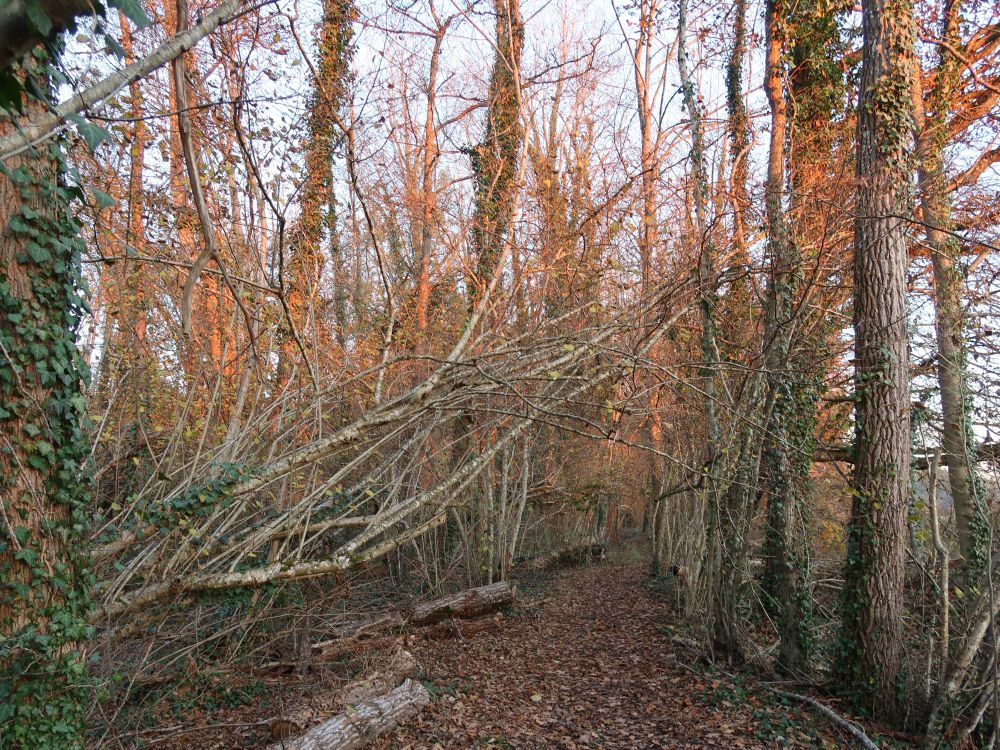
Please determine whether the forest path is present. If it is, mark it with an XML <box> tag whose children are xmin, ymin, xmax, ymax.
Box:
<box><xmin>373</xmin><ymin>561</ymin><xmax>780</xmax><ymax>749</ymax></box>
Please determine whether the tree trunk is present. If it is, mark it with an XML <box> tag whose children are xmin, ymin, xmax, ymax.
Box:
<box><xmin>678</xmin><ymin>0</ymin><xmax>722</xmax><ymax>631</ymax></box>
<box><xmin>409</xmin><ymin>580</ymin><xmax>514</xmax><ymax>625</ymax></box>
<box><xmin>758</xmin><ymin>0</ymin><xmax>812</xmax><ymax>675</ymax></box>
<box><xmin>527</xmin><ymin>540</ymin><xmax>605</xmax><ymax>571</ymax></box>
<box><xmin>415</xmin><ymin>23</ymin><xmax>445</xmax><ymax>341</ymax></box>
<box><xmin>724</xmin><ymin>0</ymin><xmax>750</xmax><ymax>307</ymax></box>
<box><xmin>268</xmin><ymin>678</ymin><xmax>429</xmax><ymax>750</ymax></box>
<box><xmin>915</xmin><ymin>0</ymin><xmax>987</xmax><ymax>579</ymax></box>
<box><xmin>837</xmin><ymin>0</ymin><xmax>915</xmax><ymax>719</ymax></box>
<box><xmin>469</xmin><ymin>0</ymin><xmax>523</xmax><ymax>304</ymax></box>
<box><xmin>0</xmin><ymin>112</ymin><xmax>93</xmax><ymax>745</ymax></box>
<box><xmin>270</xmin><ymin>648</ymin><xmax>418</xmax><ymax>741</ymax></box>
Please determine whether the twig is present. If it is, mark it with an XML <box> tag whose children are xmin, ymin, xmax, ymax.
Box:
<box><xmin>768</xmin><ymin>688</ymin><xmax>880</xmax><ymax>750</ymax></box>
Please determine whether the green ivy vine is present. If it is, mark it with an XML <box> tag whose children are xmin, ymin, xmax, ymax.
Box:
<box><xmin>0</xmin><ymin>139</ymin><xmax>95</xmax><ymax>748</ymax></box>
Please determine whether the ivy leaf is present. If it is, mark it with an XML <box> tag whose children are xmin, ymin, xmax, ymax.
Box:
<box><xmin>14</xmin><ymin>548</ymin><xmax>40</xmax><ymax>566</ymax></box>
<box><xmin>109</xmin><ymin>0</ymin><xmax>152</xmax><ymax>29</ymax></box>
<box><xmin>103</xmin><ymin>32</ymin><xmax>127</xmax><ymax>59</ymax></box>
<box><xmin>0</xmin><ymin>70</ymin><xmax>24</xmax><ymax>113</ymax></box>
<box><xmin>90</xmin><ymin>187</ymin><xmax>116</xmax><ymax>209</ymax></box>
<box><xmin>66</xmin><ymin>113</ymin><xmax>112</xmax><ymax>152</ymax></box>
<box><xmin>24</xmin><ymin>0</ymin><xmax>53</xmax><ymax>36</ymax></box>
<box><xmin>26</xmin><ymin>242</ymin><xmax>51</xmax><ymax>264</ymax></box>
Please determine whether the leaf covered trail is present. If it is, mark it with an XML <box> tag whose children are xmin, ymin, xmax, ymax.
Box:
<box><xmin>374</xmin><ymin>562</ymin><xmax>781</xmax><ymax>749</ymax></box>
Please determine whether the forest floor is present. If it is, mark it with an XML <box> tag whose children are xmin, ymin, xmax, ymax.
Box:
<box><xmin>133</xmin><ymin>552</ymin><xmax>908</xmax><ymax>749</ymax></box>
<box><xmin>370</xmin><ymin>557</ymin><xmax>870</xmax><ymax>750</ymax></box>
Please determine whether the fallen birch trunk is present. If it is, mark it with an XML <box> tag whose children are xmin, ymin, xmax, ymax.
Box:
<box><xmin>340</xmin><ymin>648</ymin><xmax>418</xmax><ymax>705</ymax></box>
<box><xmin>409</xmin><ymin>581</ymin><xmax>514</xmax><ymax>626</ymax></box>
<box><xmin>270</xmin><ymin>648</ymin><xmax>420</xmax><ymax>746</ymax></box>
<box><xmin>268</xmin><ymin>678</ymin><xmax>429</xmax><ymax>750</ymax></box>
<box><xmin>314</xmin><ymin>582</ymin><xmax>516</xmax><ymax>652</ymax></box>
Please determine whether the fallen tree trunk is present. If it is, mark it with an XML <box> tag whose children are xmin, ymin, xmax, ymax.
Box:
<box><xmin>270</xmin><ymin>648</ymin><xmax>418</xmax><ymax>744</ymax></box>
<box><xmin>409</xmin><ymin>581</ymin><xmax>514</xmax><ymax>626</ymax></box>
<box><xmin>268</xmin><ymin>678</ymin><xmax>429</xmax><ymax>750</ymax></box>
<box><xmin>317</xmin><ymin>613</ymin><xmax>407</xmax><ymax>643</ymax></box>
<box><xmin>340</xmin><ymin>648</ymin><xmax>417</xmax><ymax>705</ymax></box>
<box><xmin>312</xmin><ymin>582</ymin><xmax>515</xmax><ymax>655</ymax></box>
<box><xmin>527</xmin><ymin>540</ymin><xmax>605</xmax><ymax>571</ymax></box>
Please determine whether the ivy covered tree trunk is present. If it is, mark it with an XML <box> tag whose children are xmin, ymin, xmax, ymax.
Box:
<box><xmin>279</xmin><ymin>0</ymin><xmax>354</xmax><ymax>380</ymax></box>
<box><xmin>916</xmin><ymin>0</ymin><xmax>987</xmax><ymax>580</ymax></box>
<box><xmin>0</xmin><ymin>119</ymin><xmax>94</xmax><ymax>745</ymax></box>
<box><xmin>757</xmin><ymin>0</ymin><xmax>814</xmax><ymax>676</ymax></box>
<box><xmin>298</xmin><ymin>0</ymin><xmax>354</xmax><ymax>337</ymax></box>
<box><xmin>724</xmin><ymin>0</ymin><xmax>750</xmax><ymax>310</ymax></box>
<box><xmin>760</xmin><ymin>379</ymin><xmax>817</xmax><ymax>674</ymax></box>
<box><xmin>678</xmin><ymin>0</ymin><xmax>723</xmax><ymax>644</ymax></box>
<box><xmin>458</xmin><ymin>0</ymin><xmax>523</xmax><ymax>582</ymax></box>
<box><xmin>837</xmin><ymin>0</ymin><xmax>915</xmax><ymax>720</ymax></box>
<box><xmin>469</xmin><ymin>0</ymin><xmax>523</xmax><ymax>303</ymax></box>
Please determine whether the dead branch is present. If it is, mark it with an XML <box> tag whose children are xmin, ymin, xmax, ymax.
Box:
<box><xmin>768</xmin><ymin>688</ymin><xmax>880</xmax><ymax>750</ymax></box>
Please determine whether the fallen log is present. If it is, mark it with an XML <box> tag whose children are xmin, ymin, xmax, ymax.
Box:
<box><xmin>313</xmin><ymin>582</ymin><xmax>515</xmax><ymax>655</ymax></box>
<box><xmin>340</xmin><ymin>648</ymin><xmax>417</xmax><ymax>705</ymax></box>
<box><xmin>420</xmin><ymin>613</ymin><xmax>504</xmax><ymax>641</ymax></box>
<box><xmin>268</xmin><ymin>678</ymin><xmax>429</xmax><ymax>750</ymax></box>
<box><xmin>269</xmin><ymin>648</ymin><xmax>419</xmax><ymax>744</ymax></box>
<box><xmin>409</xmin><ymin>581</ymin><xmax>515</xmax><ymax>626</ymax></box>
<box><xmin>526</xmin><ymin>540</ymin><xmax>606</xmax><ymax>571</ymax></box>
<box><xmin>315</xmin><ymin>612</ymin><xmax>407</xmax><ymax>644</ymax></box>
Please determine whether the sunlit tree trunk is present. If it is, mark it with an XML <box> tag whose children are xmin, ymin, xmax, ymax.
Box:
<box><xmin>469</xmin><ymin>0</ymin><xmax>523</xmax><ymax>305</ymax></box>
<box><xmin>415</xmin><ymin>18</ymin><xmax>446</xmax><ymax>343</ymax></box>
<box><xmin>677</xmin><ymin>0</ymin><xmax>722</xmax><ymax>618</ymax></box>
<box><xmin>837</xmin><ymin>0</ymin><xmax>915</xmax><ymax>718</ymax></box>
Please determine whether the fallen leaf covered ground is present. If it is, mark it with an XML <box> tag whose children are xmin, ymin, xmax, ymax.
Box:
<box><xmin>128</xmin><ymin>556</ymin><xmax>900</xmax><ymax>749</ymax></box>
<box><xmin>372</xmin><ymin>560</ymin><xmax>862</xmax><ymax>749</ymax></box>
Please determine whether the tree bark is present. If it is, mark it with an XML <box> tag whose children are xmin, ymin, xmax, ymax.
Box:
<box><xmin>837</xmin><ymin>0</ymin><xmax>915</xmax><ymax>719</ymax></box>
<box><xmin>268</xmin><ymin>678</ymin><xmax>429</xmax><ymax>750</ymax></box>
<box><xmin>758</xmin><ymin>0</ymin><xmax>811</xmax><ymax>675</ymax></box>
<box><xmin>915</xmin><ymin>0</ymin><xmax>987</xmax><ymax>578</ymax></box>
<box><xmin>409</xmin><ymin>580</ymin><xmax>514</xmax><ymax>625</ymax></box>
<box><xmin>0</xmin><ymin>112</ymin><xmax>92</xmax><ymax>745</ymax></box>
